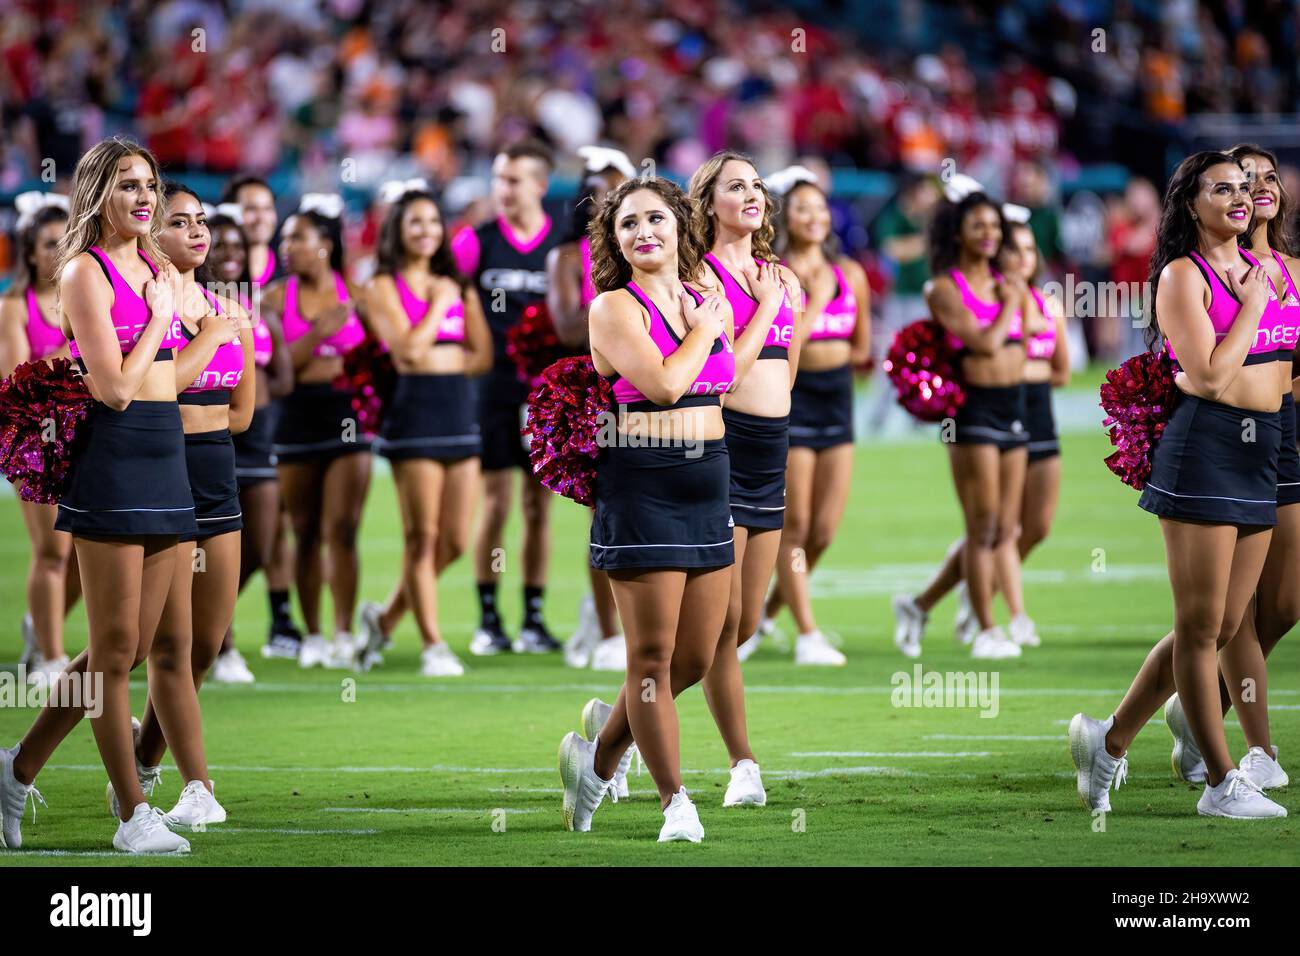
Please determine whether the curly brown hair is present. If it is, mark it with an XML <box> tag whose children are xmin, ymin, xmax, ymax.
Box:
<box><xmin>587</xmin><ymin>177</ymin><xmax>707</xmax><ymax>293</ymax></box>
<box><xmin>687</xmin><ymin>150</ymin><xmax>779</xmax><ymax>263</ymax></box>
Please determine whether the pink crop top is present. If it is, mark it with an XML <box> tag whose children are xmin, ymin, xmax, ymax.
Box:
<box><xmin>1025</xmin><ymin>287</ymin><xmax>1055</xmax><ymax>361</ymax></box>
<box><xmin>177</xmin><ymin>288</ymin><xmax>245</xmax><ymax>405</ymax></box>
<box><xmin>579</xmin><ymin>236</ymin><xmax>597</xmax><ymax>308</ymax></box>
<box><xmin>807</xmin><ymin>263</ymin><xmax>857</xmax><ymax>343</ymax></box>
<box><xmin>24</xmin><ymin>287</ymin><xmax>66</xmax><ymax>361</ymax></box>
<box><xmin>607</xmin><ymin>281</ymin><xmax>736</xmax><ymax>412</ymax></box>
<box><xmin>1171</xmin><ymin>249</ymin><xmax>1293</xmax><ymax>366</ymax></box>
<box><xmin>249</xmin><ymin>312</ymin><xmax>273</xmax><ymax>368</ymax></box>
<box><xmin>943</xmin><ymin>268</ymin><xmax>1022</xmax><ymax>353</ymax></box>
<box><xmin>69</xmin><ymin>246</ymin><xmax>187</xmax><ymax>367</ymax></box>
<box><xmin>395</xmin><ymin>273</ymin><xmax>466</xmax><ymax>345</ymax></box>
<box><xmin>281</xmin><ymin>272</ymin><xmax>366</xmax><ymax>358</ymax></box>
<box><xmin>704</xmin><ymin>253</ymin><xmax>795</xmax><ymax>360</ymax></box>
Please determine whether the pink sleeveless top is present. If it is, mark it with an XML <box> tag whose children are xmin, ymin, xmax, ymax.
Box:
<box><xmin>24</xmin><ymin>287</ymin><xmax>66</xmax><ymax>361</ymax></box>
<box><xmin>253</xmin><ymin>249</ymin><xmax>277</xmax><ymax>289</ymax></box>
<box><xmin>69</xmin><ymin>246</ymin><xmax>187</xmax><ymax>363</ymax></box>
<box><xmin>1171</xmin><ymin>249</ymin><xmax>1290</xmax><ymax>366</ymax></box>
<box><xmin>248</xmin><ymin>312</ymin><xmax>273</xmax><ymax>368</ymax></box>
<box><xmin>607</xmin><ymin>282</ymin><xmax>736</xmax><ymax>411</ymax></box>
<box><xmin>1025</xmin><ymin>287</ymin><xmax>1055</xmax><ymax>361</ymax></box>
<box><xmin>704</xmin><ymin>253</ymin><xmax>795</xmax><ymax>359</ymax></box>
<box><xmin>943</xmin><ymin>268</ymin><xmax>1022</xmax><ymax>353</ymax></box>
<box><xmin>807</xmin><ymin>263</ymin><xmax>857</xmax><ymax>342</ymax></box>
<box><xmin>579</xmin><ymin>236</ymin><xmax>597</xmax><ymax>307</ymax></box>
<box><xmin>177</xmin><ymin>288</ymin><xmax>245</xmax><ymax>404</ymax></box>
<box><xmin>281</xmin><ymin>272</ymin><xmax>366</xmax><ymax>358</ymax></box>
<box><xmin>394</xmin><ymin>273</ymin><xmax>466</xmax><ymax>345</ymax></box>
<box><xmin>1271</xmin><ymin>250</ymin><xmax>1300</xmax><ymax>357</ymax></box>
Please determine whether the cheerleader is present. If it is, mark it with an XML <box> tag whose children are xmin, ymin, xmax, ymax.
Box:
<box><xmin>204</xmin><ymin>209</ymin><xmax>294</xmax><ymax>683</ymax></box>
<box><xmin>1070</xmin><ymin>151</ymin><xmax>1287</xmax><ymax>819</ymax></box>
<box><xmin>557</xmin><ymin>176</ymin><xmax>740</xmax><ymax>842</ymax></box>
<box><xmin>746</xmin><ymin>167</ymin><xmax>871</xmax><ymax>664</ymax></box>
<box><xmin>891</xmin><ymin>178</ymin><xmax>1045</xmax><ymax>660</ymax></box>
<box><xmin>547</xmin><ymin>146</ymin><xmax>634</xmax><ymax>671</ymax></box>
<box><xmin>265</xmin><ymin>195</ymin><xmax>374</xmax><ymax>668</ymax></box>
<box><xmin>113</xmin><ymin>183</ymin><xmax>254</xmax><ymax>826</ymax></box>
<box><xmin>221</xmin><ymin>174</ymin><xmax>302</xmax><ymax>658</ymax></box>
<box><xmin>0</xmin><ymin>193</ymin><xmax>81</xmax><ymax>682</ymax></box>
<box><xmin>0</xmin><ymin>139</ymin><xmax>195</xmax><ymax>853</ymax></box>
<box><xmin>356</xmin><ymin>181</ymin><xmax>491</xmax><ymax>676</ymax></box>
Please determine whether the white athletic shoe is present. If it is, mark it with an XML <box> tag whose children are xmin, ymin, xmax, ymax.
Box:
<box><xmin>469</xmin><ymin>627</ymin><xmax>513</xmax><ymax>656</ymax></box>
<box><xmin>723</xmin><ymin>759</ymin><xmax>766</xmax><ymax>807</ymax></box>
<box><xmin>298</xmin><ymin>634</ymin><xmax>330</xmax><ymax>669</ymax></box>
<box><xmin>564</xmin><ymin>595</ymin><xmax>599</xmax><ymax>668</ymax></box>
<box><xmin>26</xmin><ymin>655</ymin><xmax>69</xmax><ymax>686</ymax></box>
<box><xmin>892</xmin><ymin>595</ymin><xmax>925</xmax><ymax>658</ymax></box>
<box><xmin>210</xmin><ymin>648</ymin><xmax>255</xmax><ymax>684</ymax></box>
<box><xmin>590</xmin><ymin>634</ymin><xmax>627</xmax><ymax>672</ymax></box>
<box><xmin>1197</xmin><ymin>769</ymin><xmax>1287</xmax><ymax>819</ymax></box>
<box><xmin>113</xmin><ymin>803</ymin><xmax>191</xmax><ymax>854</ymax></box>
<box><xmin>18</xmin><ymin>614</ymin><xmax>37</xmax><ymax>670</ymax></box>
<box><xmin>737</xmin><ymin>614</ymin><xmax>775</xmax><ymax>662</ymax></box>
<box><xmin>106</xmin><ymin>717</ymin><xmax>163</xmax><ymax>820</ymax></box>
<box><xmin>953</xmin><ymin>582</ymin><xmax>977</xmax><ymax>645</ymax></box>
<box><xmin>581</xmin><ymin>698</ymin><xmax>633</xmax><ymax>800</ymax></box>
<box><xmin>1068</xmin><ymin>713</ymin><xmax>1128</xmax><ymax>812</ymax></box>
<box><xmin>420</xmin><ymin>643</ymin><xmax>466</xmax><ymax>677</ymax></box>
<box><xmin>970</xmin><ymin>626</ymin><xmax>1021</xmax><ymax>659</ymax></box>
<box><xmin>794</xmin><ymin>630</ymin><xmax>846</xmax><ymax>666</ymax></box>
<box><xmin>326</xmin><ymin>633</ymin><xmax>359</xmax><ymax>669</ymax></box>
<box><xmin>1238</xmin><ymin>746</ymin><xmax>1289</xmax><ymax>790</ymax></box>
<box><xmin>165</xmin><ymin>780</ymin><xmax>226</xmax><ymax>829</ymax></box>
<box><xmin>1008</xmin><ymin>613</ymin><xmax>1041</xmax><ymax>648</ymax></box>
<box><xmin>357</xmin><ymin>601</ymin><xmax>389</xmax><ymax>672</ymax></box>
<box><xmin>558</xmin><ymin>732</ymin><xmax>612</xmax><ymax>832</ymax></box>
<box><xmin>1163</xmin><ymin>693</ymin><xmax>1206</xmax><ymax>783</ymax></box>
<box><xmin>658</xmin><ymin>787</ymin><xmax>704</xmax><ymax>843</ymax></box>
<box><xmin>1</xmin><ymin>745</ymin><xmax>45</xmax><ymax>850</ymax></box>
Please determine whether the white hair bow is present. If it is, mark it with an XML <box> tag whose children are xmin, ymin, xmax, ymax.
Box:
<box><xmin>577</xmin><ymin>146</ymin><xmax>636</xmax><ymax>181</ymax></box>
<box><xmin>299</xmin><ymin>192</ymin><xmax>345</xmax><ymax>219</ymax></box>
<box><xmin>201</xmin><ymin>203</ymin><xmax>217</xmax><ymax>219</ymax></box>
<box><xmin>1002</xmin><ymin>202</ymin><xmax>1032</xmax><ymax>224</ymax></box>
<box><xmin>14</xmin><ymin>191</ymin><xmax>70</xmax><ymax>230</ymax></box>
<box><xmin>378</xmin><ymin>178</ymin><xmax>430</xmax><ymax>205</ymax></box>
<box><xmin>215</xmin><ymin>202</ymin><xmax>243</xmax><ymax>224</ymax></box>
<box><xmin>942</xmin><ymin>173</ymin><xmax>985</xmax><ymax>204</ymax></box>
<box><xmin>764</xmin><ymin>165</ymin><xmax>819</xmax><ymax>196</ymax></box>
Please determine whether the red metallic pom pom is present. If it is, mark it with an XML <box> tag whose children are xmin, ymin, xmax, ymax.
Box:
<box><xmin>506</xmin><ymin>302</ymin><xmax>572</xmax><ymax>389</ymax></box>
<box><xmin>1099</xmin><ymin>350</ymin><xmax>1180</xmax><ymax>490</ymax></box>
<box><xmin>521</xmin><ymin>355</ymin><xmax>612</xmax><ymax>507</ymax></box>
<box><xmin>882</xmin><ymin>319</ymin><xmax>966</xmax><ymax>422</ymax></box>
<box><xmin>335</xmin><ymin>336</ymin><xmax>397</xmax><ymax>436</ymax></box>
<box><xmin>0</xmin><ymin>358</ymin><xmax>95</xmax><ymax>504</ymax></box>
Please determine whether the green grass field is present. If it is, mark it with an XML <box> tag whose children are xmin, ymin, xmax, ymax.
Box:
<box><xmin>1</xmin><ymin>368</ymin><xmax>1297</xmax><ymax>866</ymax></box>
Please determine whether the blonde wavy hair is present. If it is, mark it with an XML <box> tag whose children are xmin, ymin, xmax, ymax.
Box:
<box><xmin>587</xmin><ymin>177</ymin><xmax>707</xmax><ymax>293</ymax></box>
<box><xmin>687</xmin><ymin>150</ymin><xmax>779</xmax><ymax>263</ymax></box>
<box><xmin>54</xmin><ymin>137</ymin><xmax>168</xmax><ymax>285</ymax></box>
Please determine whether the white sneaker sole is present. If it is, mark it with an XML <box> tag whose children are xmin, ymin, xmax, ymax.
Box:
<box><xmin>723</xmin><ymin>790</ymin><xmax>766</xmax><ymax>808</ymax></box>
<box><xmin>1164</xmin><ymin>697</ymin><xmax>1206</xmax><ymax>783</ymax></box>
<box><xmin>558</xmin><ymin>732</ymin><xmax>585</xmax><ymax>832</ymax></box>
<box><xmin>1068</xmin><ymin>713</ymin><xmax>1104</xmax><ymax>812</ymax></box>
<box><xmin>1196</xmin><ymin>802</ymin><xmax>1287</xmax><ymax>820</ymax></box>
<box><xmin>658</xmin><ymin>823</ymin><xmax>703</xmax><ymax>843</ymax></box>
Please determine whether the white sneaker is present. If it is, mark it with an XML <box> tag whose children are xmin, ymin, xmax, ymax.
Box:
<box><xmin>558</xmin><ymin>732</ymin><xmax>611</xmax><ymax>832</ymax></box>
<box><xmin>581</xmin><ymin>698</ymin><xmax>633</xmax><ymax>800</ymax></box>
<box><xmin>326</xmin><ymin>633</ymin><xmax>358</xmax><ymax>669</ymax></box>
<box><xmin>113</xmin><ymin>803</ymin><xmax>191</xmax><ymax>854</ymax></box>
<box><xmin>892</xmin><ymin>595</ymin><xmax>925</xmax><ymax>658</ymax></box>
<box><xmin>737</xmin><ymin>614</ymin><xmax>775</xmax><ymax>662</ymax></box>
<box><xmin>953</xmin><ymin>582</ymin><xmax>977</xmax><ymax>645</ymax></box>
<box><xmin>298</xmin><ymin>634</ymin><xmax>330</xmax><ymax>669</ymax></box>
<box><xmin>658</xmin><ymin>787</ymin><xmax>704</xmax><ymax>843</ymax></box>
<box><xmin>794</xmin><ymin>630</ymin><xmax>846</xmax><ymax>666</ymax></box>
<box><xmin>357</xmin><ymin>601</ymin><xmax>389</xmax><ymax>672</ymax></box>
<box><xmin>1</xmin><ymin>745</ymin><xmax>45</xmax><ymax>850</ymax></box>
<box><xmin>970</xmin><ymin>626</ymin><xmax>1021</xmax><ymax>659</ymax></box>
<box><xmin>26</xmin><ymin>655</ymin><xmax>69</xmax><ymax>686</ymax></box>
<box><xmin>590</xmin><ymin>634</ymin><xmax>627</xmax><ymax>672</ymax></box>
<box><xmin>723</xmin><ymin>759</ymin><xmax>766</xmax><ymax>807</ymax></box>
<box><xmin>1008</xmin><ymin>613</ymin><xmax>1041</xmax><ymax>648</ymax></box>
<box><xmin>18</xmin><ymin>614</ymin><xmax>37</xmax><ymax>669</ymax></box>
<box><xmin>210</xmin><ymin>648</ymin><xmax>255</xmax><ymax>684</ymax></box>
<box><xmin>106</xmin><ymin>717</ymin><xmax>163</xmax><ymax>820</ymax></box>
<box><xmin>1239</xmin><ymin>746</ymin><xmax>1289</xmax><ymax>790</ymax></box>
<box><xmin>165</xmin><ymin>780</ymin><xmax>226</xmax><ymax>829</ymax></box>
<box><xmin>564</xmin><ymin>595</ymin><xmax>599</xmax><ymax>668</ymax></box>
<box><xmin>1068</xmin><ymin>713</ymin><xmax>1128</xmax><ymax>812</ymax></box>
<box><xmin>1164</xmin><ymin>693</ymin><xmax>1206</xmax><ymax>783</ymax></box>
<box><xmin>420</xmin><ymin>643</ymin><xmax>466</xmax><ymax>677</ymax></box>
<box><xmin>1197</xmin><ymin>769</ymin><xmax>1287</xmax><ymax>819</ymax></box>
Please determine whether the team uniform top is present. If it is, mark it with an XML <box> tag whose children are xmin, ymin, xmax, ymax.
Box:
<box><xmin>280</xmin><ymin>271</ymin><xmax>366</xmax><ymax>358</ymax></box>
<box><xmin>579</xmin><ymin>236</ymin><xmax>598</xmax><ymax>308</ymax></box>
<box><xmin>394</xmin><ymin>272</ymin><xmax>466</xmax><ymax>346</ymax></box>
<box><xmin>252</xmin><ymin>249</ymin><xmax>282</xmax><ymax>290</ymax></box>
<box><xmin>605</xmin><ymin>281</ymin><xmax>736</xmax><ymax>412</ymax></box>
<box><xmin>703</xmin><ymin>253</ymin><xmax>795</xmax><ymax>359</ymax></box>
<box><xmin>1025</xmin><ymin>287</ymin><xmax>1055</xmax><ymax>361</ymax></box>
<box><xmin>177</xmin><ymin>287</ymin><xmax>245</xmax><ymax>406</ymax></box>
<box><xmin>69</xmin><ymin>246</ymin><xmax>187</xmax><ymax>366</ymax></box>
<box><xmin>944</xmin><ymin>268</ymin><xmax>1023</xmax><ymax>353</ymax></box>
<box><xmin>23</xmin><ymin>286</ymin><xmax>66</xmax><ymax>361</ymax></box>
<box><xmin>1171</xmin><ymin>249</ymin><xmax>1293</xmax><ymax>366</ymax></box>
<box><xmin>248</xmin><ymin>313</ymin><xmax>273</xmax><ymax>368</ymax></box>
<box><xmin>806</xmin><ymin>262</ymin><xmax>857</xmax><ymax>343</ymax></box>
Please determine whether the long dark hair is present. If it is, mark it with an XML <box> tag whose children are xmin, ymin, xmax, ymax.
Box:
<box><xmin>588</xmin><ymin>177</ymin><xmax>706</xmax><ymax>294</ymax></box>
<box><xmin>1226</xmin><ymin>142</ymin><xmax>1294</xmax><ymax>257</ymax></box>
<box><xmin>374</xmin><ymin>189</ymin><xmax>461</xmax><ymax>287</ymax></box>
<box><xmin>927</xmin><ymin>191</ymin><xmax>1005</xmax><ymax>275</ymax></box>
<box><xmin>290</xmin><ymin>209</ymin><xmax>345</xmax><ymax>274</ymax></box>
<box><xmin>1146</xmin><ymin>151</ymin><xmax>1242</xmax><ymax>350</ymax></box>
<box><xmin>197</xmin><ymin>213</ymin><xmax>251</xmax><ymax>288</ymax></box>
<box><xmin>12</xmin><ymin>205</ymin><xmax>70</xmax><ymax>295</ymax></box>
<box><xmin>775</xmin><ymin>180</ymin><xmax>840</xmax><ymax>261</ymax></box>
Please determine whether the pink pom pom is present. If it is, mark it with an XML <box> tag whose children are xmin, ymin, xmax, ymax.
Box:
<box><xmin>1099</xmin><ymin>350</ymin><xmax>1181</xmax><ymax>490</ymax></box>
<box><xmin>883</xmin><ymin>320</ymin><xmax>967</xmax><ymax>422</ymax></box>
<box><xmin>0</xmin><ymin>358</ymin><xmax>95</xmax><ymax>504</ymax></box>
<box><xmin>521</xmin><ymin>356</ymin><xmax>613</xmax><ymax>506</ymax></box>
